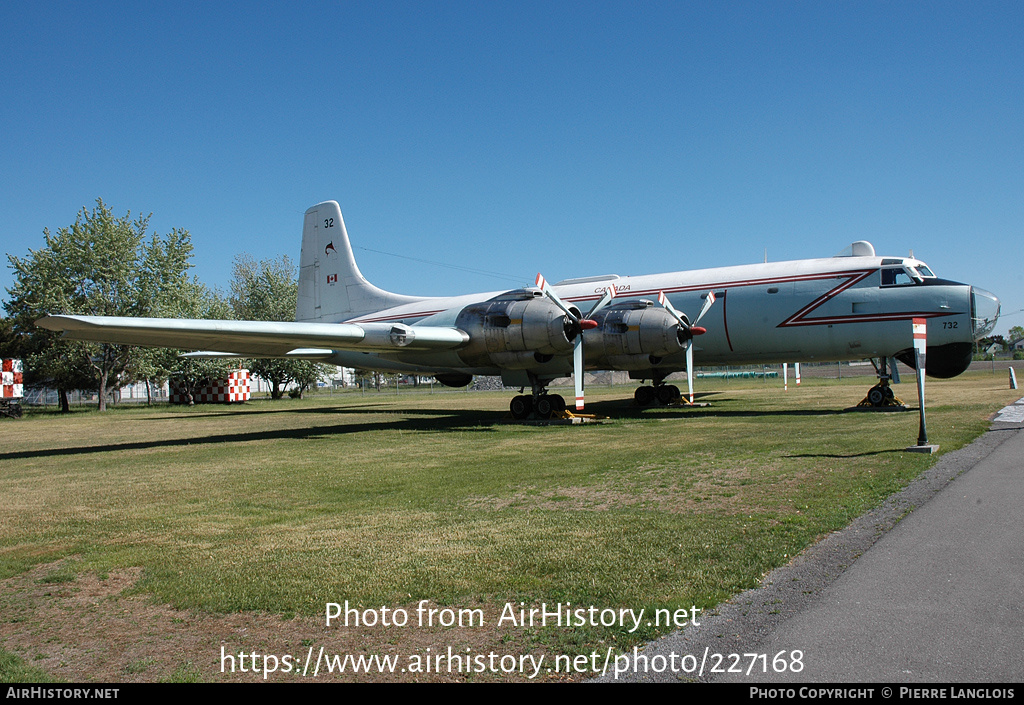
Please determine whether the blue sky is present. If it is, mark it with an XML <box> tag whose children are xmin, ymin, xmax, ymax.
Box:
<box><xmin>2</xmin><ymin>1</ymin><xmax>1021</xmax><ymax>335</ymax></box>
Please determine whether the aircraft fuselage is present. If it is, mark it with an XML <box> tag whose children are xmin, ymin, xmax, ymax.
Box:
<box><xmin>331</xmin><ymin>253</ymin><xmax>992</xmax><ymax>384</ymax></box>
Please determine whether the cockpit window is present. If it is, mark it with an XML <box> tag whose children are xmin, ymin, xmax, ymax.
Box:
<box><xmin>914</xmin><ymin>264</ymin><xmax>935</xmax><ymax>278</ymax></box>
<box><xmin>880</xmin><ymin>268</ymin><xmax>916</xmax><ymax>286</ymax></box>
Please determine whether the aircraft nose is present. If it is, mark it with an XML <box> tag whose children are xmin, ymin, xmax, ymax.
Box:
<box><xmin>971</xmin><ymin>287</ymin><xmax>1000</xmax><ymax>340</ymax></box>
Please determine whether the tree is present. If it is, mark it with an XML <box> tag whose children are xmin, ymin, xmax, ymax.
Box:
<box><xmin>0</xmin><ymin>314</ymin><xmax>18</xmax><ymax>359</ymax></box>
<box><xmin>1</xmin><ymin>307</ymin><xmax>93</xmax><ymax>410</ymax></box>
<box><xmin>286</xmin><ymin>360</ymin><xmax>328</xmax><ymax>398</ymax></box>
<box><xmin>350</xmin><ymin>368</ymin><xmax>397</xmax><ymax>392</ymax></box>
<box><xmin>228</xmin><ymin>254</ymin><xmax>333</xmax><ymax>398</ymax></box>
<box><xmin>4</xmin><ymin>199</ymin><xmax>195</xmax><ymax>411</ymax></box>
<box><xmin>1009</xmin><ymin>326</ymin><xmax>1024</xmax><ymax>345</ymax></box>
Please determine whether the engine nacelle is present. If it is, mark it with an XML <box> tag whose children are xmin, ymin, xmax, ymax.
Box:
<box><xmin>433</xmin><ymin>372</ymin><xmax>473</xmax><ymax>388</ymax></box>
<box><xmin>455</xmin><ymin>289</ymin><xmax>577</xmax><ymax>369</ymax></box>
<box><xmin>585</xmin><ymin>300</ymin><xmax>687</xmax><ymax>367</ymax></box>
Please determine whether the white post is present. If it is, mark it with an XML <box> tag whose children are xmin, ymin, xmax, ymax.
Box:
<box><xmin>783</xmin><ymin>363</ymin><xmax>788</xmax><ymax>391</ymax></box>
<box><xmin>906</xmin><ymin>318</ymin><xmax>936</xmax><ymax>453</ymax></box>
<box><xmin>795</xmin><ymin>362</ymin><xmax>801</xmax><ymax>386</ymax></box>
<box><xmin>914</xmin><ymin>319</ymin><xmax>927</xmax><ymax>444</ymax></box>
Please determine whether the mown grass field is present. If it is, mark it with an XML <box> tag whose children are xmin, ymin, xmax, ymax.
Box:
<box><xmin>0</xmin><ymin>372</ymin><xmax>1018</xmax><ymax>682</ymax></box>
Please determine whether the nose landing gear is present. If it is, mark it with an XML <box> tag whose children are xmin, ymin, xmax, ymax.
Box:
<box><xmin>857</xmin><ymin>357</ymin><xmax>906</xmax><ymax>408</ymax></box>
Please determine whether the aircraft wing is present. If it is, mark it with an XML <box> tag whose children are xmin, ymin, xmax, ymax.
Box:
<box><xmin>36</xmin><ymin>315</ymin><xmax>469</xmax><ymax>358</ymax></box>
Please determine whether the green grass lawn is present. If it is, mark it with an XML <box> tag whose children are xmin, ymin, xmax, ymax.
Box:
<box><xmin>0</xmin><ymin>372</ymin><xmax>1018</xmax><ymax>681</ymax></box>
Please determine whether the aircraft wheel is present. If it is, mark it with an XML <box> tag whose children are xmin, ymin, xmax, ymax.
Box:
<box><xmin>510</xmin><ymin>395</ymin><xmax>533</xmax><ymax>419</ymax></box>
<box><xmin>547</xmin><ymin>394</ymin><xmax>566</xmax><ymax>414</ymax></box>
<box><xmin>634</xmin><ymin>386</ymin><xmax>655</xmax><ymax>406</ymax></box>
<box><xmin>656</xmin><ymin>385</ymin><xmax>677</xmax><ymax>405</ymax></box>
<box><xmin>867</xmin><ymin>386</ymin><xmax>885</xmax><ymax>407</ymax></box>
<box><xmin>883</xmin><ymin>386</ymin><xmax>895</xmax><ymax>400</ymax></box>
<box><xmin>535</xmin><ymin>395</ymin><xmax>553</xmax><ymax>418</ymax></box>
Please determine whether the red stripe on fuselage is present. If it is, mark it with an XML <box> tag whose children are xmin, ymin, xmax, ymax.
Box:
<box><xmin>720</xmin><ymin>290</ymin><xmax>733</xmax><ymax>351</ymax></box>
<box><xmin>347</xmin><ymin>309</ymin><xmax>447</xmax><ymax>324</ymax></box>
<box><xmin>786</xmin><ymin>311</ymin><xmax>949</xmax><ymax>326</ymax></box>
<box><xmin>346</xmin><ymin>268</ymin><xmax>957</xmax><ymax>329</ymax></box>
<box><xmin>563</xmin><ymin>269</ymin><xmax>867</xmax><ymax>307</ymax></box>
<box><xmin>775</xmin><ymin>270</ymin><xmax>874</xmax><ymax>326</ymax></box>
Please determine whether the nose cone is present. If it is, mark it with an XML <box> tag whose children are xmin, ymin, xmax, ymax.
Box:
<box><xmin>898</xmin><ymin>283</ymin><xmax>1000</xmax><ymax>379</ymax></box>
<box><xmin>971</xmin><ymin>287</ymin><xmax>1000</xmax><ymax>340</ymax></box>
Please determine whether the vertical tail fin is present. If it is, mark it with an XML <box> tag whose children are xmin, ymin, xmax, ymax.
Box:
<box><xmin>296</xmin><ymin>201</ymin><xmax>420</xmax><ymax>322</ymax></box>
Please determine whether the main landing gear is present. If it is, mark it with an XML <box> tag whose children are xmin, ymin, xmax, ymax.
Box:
<box><xmin>509</xmin><ymin>393</ymin><xmax>566</xmax><ymax>419</ymax></box>
<box><xmin>633</xmin><ymin>383</ymin><xmax>682</xmax><ymax>406</ymax></box>
<box><xmin>857</xmin><ymin>357</ymin><xmax>906</xmax><ymax>408</ymax></box>
<box><xmin>633</xmin><ymin>372</ymin><xmax>684</xmax><ymax>407</ymax></box>
<box><xmin>509</xmin><ymin>373</ymin><xmax>570</xmax><ymax>420</ymax></box>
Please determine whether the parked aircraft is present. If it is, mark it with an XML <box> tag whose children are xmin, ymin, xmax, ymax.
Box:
<box><xmin>37</xmin><ymin>200</ymin><xmax>1001</xmax><ymax>418</ymax></box>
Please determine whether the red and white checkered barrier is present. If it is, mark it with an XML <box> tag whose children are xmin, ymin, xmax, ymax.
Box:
<box><xmin>170</xmin><ymin>369</ymin><xmax>250</xmax><ymax>404</ymax></box>
<box><xmin>2</xmin><ymin>359</ymin><xmax>24</xmax><ymax>399</ymax></box>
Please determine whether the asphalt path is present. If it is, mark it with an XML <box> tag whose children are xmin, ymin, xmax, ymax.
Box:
<box><xmin>601</xmin><ymin>397</ymin><xmax>1024</xmax><ymax>683</ymax></box>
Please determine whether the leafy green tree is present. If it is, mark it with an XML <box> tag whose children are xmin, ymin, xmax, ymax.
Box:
<box><xmin>230</xmin><ymin>254</ymin><xmax>297</xmax><ymax>323</ymax></box>
<box><xmin>5</xmin><ymin>199</ymin><xmax>194</xmax><ymax>411</ymax></box>
<box><xmin>0</xmin><ymin>315</ymin><xmax>15</xmax><ymax>357</ymax></box>
<box><xmin>285</xmin><ymin>359</ymin><xmax>332</xmax><ymax>398</ymax></box>
<box><xmin>229</xmin><ymin>254</ymin><xmax>333</xmax><ymax>398</ymax></box>
<box><xmin>0</xmin><ymin>308</ymin><xmax>93</xmax><ymax>410</ymax></box>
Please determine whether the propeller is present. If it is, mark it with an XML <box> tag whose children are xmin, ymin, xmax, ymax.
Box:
<box><xmin>657</xmin><ymin>290</ymin><xmax>716</xmax><ymax>404</ymax></box>
<box><xmin>536</xmin><ymin>274</ymin><xmax>616</xmax><ymax>411</ymax></box>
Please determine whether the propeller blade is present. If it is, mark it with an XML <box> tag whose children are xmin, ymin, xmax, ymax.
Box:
<box><xmin>658</xmin><ymin>290</ymin><xmax>715</xmax><ymax>405</ymax></box>
<box><xmin>538</xmin><ymin>273</ymin><xmax>589</xmax><ymax>411</ymax></box>
<box><xmin>574</xmin><ymin>336</ymin><xmax>585</xmax><ymax>410</ymax></box>
<box><xmin>536</xmin><ymin>273</ymin><xmax>580</xmax><ymax>323</ymax></box>
<box><xmin>656</xmin><ymin>291</ymin><xmax>690</xmax><ymax>329</ymax></box>
<box><xmin>586</xmin><ymin>286</ymin><xmax>616</xmax><ymax>318</ymax></box>
<box><xmin>694</xmin><ymin>291</ymin><xmax>717</xmax><ymax>325</ymax></box>
<box><xmin>686</xmin><ymin>340</ymin><xmax>694</xmax><ymax>404</ymax></box>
